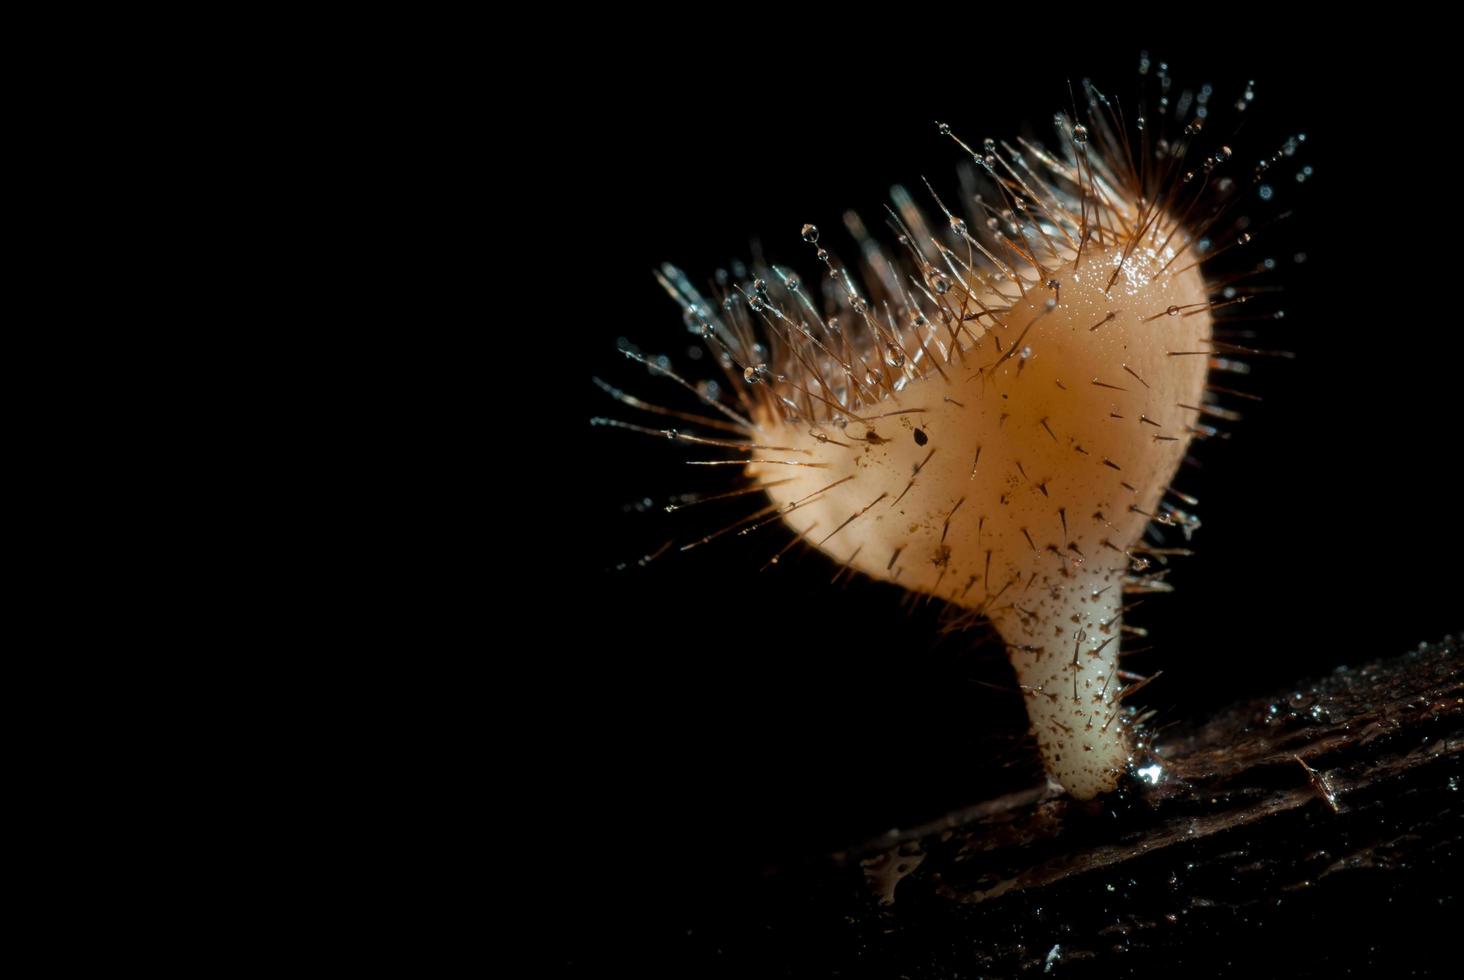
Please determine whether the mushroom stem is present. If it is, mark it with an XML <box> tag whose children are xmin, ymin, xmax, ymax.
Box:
<box><xmin>995</xmin><ymin>585</ymin><xmax>1129</xmax><ymax>799</ymax></box>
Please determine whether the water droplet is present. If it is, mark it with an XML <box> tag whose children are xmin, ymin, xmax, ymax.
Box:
<box><xmin>815</xmin><ymin>248</ymin><xmax>829</xmax><ymax>262</ymax></box>
<box><xmin>1166</xmin><ymin>305</ymin><xmax>1180</xmax><ymax>317</ymax></box>
<box><xmin>929</xmin><ymin>270</ymin><xmax>951</xmax><ymax>295</ymax></box>
<box><xmin>748</xmin><ymin>295</ymin><xmax>765</xmax><ymax>312</ymax></box>
<box><xmin>885</xmin><ymin>345</ymin><xmax>906</xmax><ymax>368</ymax></box>
<box><xmin>785</xmin><ymin>275</ymin><xmax>800</xmax><ymax>291</ymax></box>
<box><xmin>1136</xmin><ymin>116</ymin><xmax>1147</xmax><ymax>131</ymax></box>
<box><xmin>937</xmin><ymin>122</ymin><xmax>951</xmax><ymax>136</ymax></box>
<box><xmin>1072</xmin><ymin>125</ymin><xmax>1088</xmax><ymax>144</ymax></box>
<box><xmin>1258</xmin><ymin>184</ymin><xmax>1274</xmax><ymax>201</ymax></box>
<box><xmin>865</xmin><ymin>368</ymin><xmax>882</xmax><ymax>386</ymax></box>
<box><xmin>801</xmin><ymin>223</ymin><xmax>819</xmax><ymax>244</ymax></box>
<box><xmin>983</xmin><ymin>137</ymin><xmax>997</xmax><ymax>153</ymax></box>
<box><xmin>1020</xmin><ymin>345</ymin><xmax>1033</xmax><ymax>360</ymax></box>
<box><xmin>949</xmin><ymin>216</ymin><xmax>967</xmax><ymax>236</ymax></box>
<box><xmin>1216</xmin><ymin>145</ymin><xmax>1232</xmax><ymax>162</ymax></box>
<box><xmin>744</xmin><ymin>364</ymin><xmax>767</xmax><ymax>384</ymax></box>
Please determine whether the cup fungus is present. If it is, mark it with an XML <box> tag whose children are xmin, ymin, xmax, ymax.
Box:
<box><xmin>599</xmin><ymin>70</ymin><xmax>1301</xmax><ymax>799</ymax></box>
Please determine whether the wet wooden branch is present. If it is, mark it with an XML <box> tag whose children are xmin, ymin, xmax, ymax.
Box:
<box><xmin>692</xmin><ymin>637</ymin><xmax>1462</xmax><ymax>977</ymax></box>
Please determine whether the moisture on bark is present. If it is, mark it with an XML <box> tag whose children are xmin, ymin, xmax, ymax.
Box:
<box><xmin>679</xmin><ymin>636</ymin><xmax>1462</xmax><ymax>977</ymax></box>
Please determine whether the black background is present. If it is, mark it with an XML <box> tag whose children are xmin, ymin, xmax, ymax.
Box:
<box><xmin>532</xmin><ymin>33</ymin><xmax>1461</xmax><ymax>973</ymax></box>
